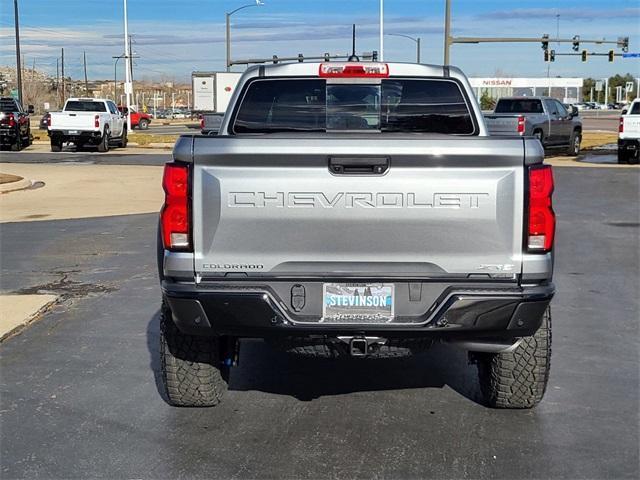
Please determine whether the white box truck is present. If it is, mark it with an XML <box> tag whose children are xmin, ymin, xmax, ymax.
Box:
<box><xmin>192</xmin><ymin>72</ymin><xmax>242</xmax><ymax>114</ymax></box>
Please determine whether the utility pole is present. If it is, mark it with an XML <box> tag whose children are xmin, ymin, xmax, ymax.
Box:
<box><xmin>443</xmin><ymin>0</ymin><xmax>451</xmax><ymax>65</ymax></box>
<box><xmin>61</xmin><ymin>47</ymin><xmax>65</xmax><ymax>104</ymax></box>
<box><xmin>379</xmin><ymin>0</ymin><xmax>384</xmax><ymax>61</ymax></box>
<box><xmin>83</xmin><ymin>51</ymin><xmax>89</xmax><ymax>95</ymax></box>
<box><xmin>13</xmin><ymin>0</ymin><xmax>23</xmax><ymax>105</ymax></box>
<box><xmin>128</xmin><ymin>35</ymin><xmax>134</xmax><ymax>83</ymax></box>
<box><xmin>123</xmin><ymin>0</ymin><xmax>132</xmax><ymax>130</ymax></box>
<box><xmin>56</xmin><ymin>58</ymin><xmax>59</xmax><ymax>106</ymax></box>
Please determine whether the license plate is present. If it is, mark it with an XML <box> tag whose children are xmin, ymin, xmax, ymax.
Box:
<box><xmin>68</xmin><ymin>130</ymin><xmax>78</xmax><ymax>134</ymax></box>
<box><xmin>322</xmin><ymin>283</ymin><xmax>394</xmax><ymax>323</ymax></box>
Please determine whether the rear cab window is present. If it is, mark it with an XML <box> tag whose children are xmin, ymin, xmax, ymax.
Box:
<box><xmin>494</xmin><ymin>99</ymin><xmax>544</xmax><ymax>114</ymax></box>
<box><xmin>64</xmin><ymin>101</ymin><xmax>107</xmax><ymax>112</ymax></box>
<box><xmin>630</xmin><ymin>102</ymin><xmax>640</xmax><ymax>115</ymax></box>
<box><xmin>0</xmin><ymin>98</ymin><xmax>19</xmax><ymax>112</ymax></box>
<box><xmin>231</xmin><ymin>77</ymin><xmax>476</xmax><ymax>135</ymax></box>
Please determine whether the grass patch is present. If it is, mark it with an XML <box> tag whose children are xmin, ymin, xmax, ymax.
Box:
<box><xmin>581</xmin><ymin>131</ymin><xmax>617</xmax><ymax>150</ymax></box>
<box><xmin>128</xmin><ymin>133</ymin><xmax>179</xmax><ymax>146</ymax></box>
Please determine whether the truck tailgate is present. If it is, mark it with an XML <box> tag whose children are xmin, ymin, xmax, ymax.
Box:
<box><xmin>49</xmin><ymin>112</ymin><xmax>98</xmax><ymax>131</ymax></box>
<box><xmin>621</xmin><ymin>115</ymin><xmax>640</xmax><ymax>138</ymax></box>
<box><xmin>484</xmin><ymin>114</ymin><xmax>519</xmax><ymax>136</ymax></box>
<box><xmin>191</xmin><ymin>136</ymin><xmax>525</xmax><ymax>280</ymax></box>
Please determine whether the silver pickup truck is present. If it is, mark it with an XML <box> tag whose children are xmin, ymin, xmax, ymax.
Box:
<box><xmin>485</xmin><ymin>96</ymin><xmax>582</xmax><ymax>155</ymax></box>
<box><xmin>158</xmin><ymin>62</ymin><xmax>556</xmax><ymax>409</ymax></box>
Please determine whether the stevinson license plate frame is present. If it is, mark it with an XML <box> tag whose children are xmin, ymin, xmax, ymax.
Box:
<box><xmin>321</xmin><ymin>283</ymin><xmax>394</xmax><ymax>324</ymax></box>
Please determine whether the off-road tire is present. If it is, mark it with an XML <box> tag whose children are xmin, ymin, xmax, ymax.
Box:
<box><xmin>160</xmin><ymin>302</ymin><xmax>228</xmax><ymax>407</ymax></box>
<box><xmin>618</xmin><ymin>149</ymin><xmax>630</xmax><ymax>164</ymax></box>
<box><xmin>97</xmin><ymin>129</ymin><xmax>110</xmax><ymax>153</ymax></box>
<box><xmin>477</xmin><ymin>308</ymin><xmax>551</xmax><ymax>409</ymax></box>
<box><xmin>118</xmin><ymin>127</ymin><xmax>128</xmax><ymax>148</ymax></box>
<box><xmin>138</xmin><ymin>119</ymin><xmax>149</xmax><ymax>130</ymax></box>
<box><xmin>10</xmin><ymin>134</ymin><xmax>22</xmax><ymax>151</ymax></box>
<box><xmin>50</xmin><ymin>138</ymin><xmax>62</xmax><ymax>152</ymax></box>
<box><xmin>567</xmin><ymin>130</ymin><xmax>581</xmax><ymax>156</ymax></box>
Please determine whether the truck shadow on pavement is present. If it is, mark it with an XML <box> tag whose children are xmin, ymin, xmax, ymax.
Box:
<box><xmin>146</xmin><ymin>312</ymin><xmax>484</xmax><ymax>406</ymax></box>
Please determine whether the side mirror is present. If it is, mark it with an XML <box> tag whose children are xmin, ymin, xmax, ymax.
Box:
<box><xmin>28</xmin><ymin>105</ymin><xmax>34</xmax><ymax>114</ymax></box>
<box><xmin>570</xmin><ymin>106</ymin><xmax>579</xmax><ymax>117</ymax></box>
<box><xmin>622</xmin><ymin>109</ymin><xmax>628</xmax><ymax>115</ymax></box>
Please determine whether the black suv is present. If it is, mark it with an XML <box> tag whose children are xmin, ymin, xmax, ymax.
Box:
<box><xmin>0</xmin><ymin>97</ymin><xmax>33</xmax><ymax>151</ymax></box>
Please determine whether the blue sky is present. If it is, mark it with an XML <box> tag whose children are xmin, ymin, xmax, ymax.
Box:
<box><xmin>1</xmin><ymin>0</ymin><xmax>639</xmax><ymax>82</ymax></box>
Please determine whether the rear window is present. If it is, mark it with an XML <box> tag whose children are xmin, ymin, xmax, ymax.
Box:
<box><xmin>64</xmin><ymin>101</ymin><xmax>107</xmax><ymax>112</ymax></box>
<box><xmin>0</xmin><ymin>98</ymin><xmax>19</xmax><ymax>112</ymax></box>
<box><xmin>630</xmin><ymin>103</ymin><xmax>640</xmax><ymax>115</ymax></box>
<box><xmin>232</xmin><ymin>78</ymin><xmax>475</xmax><ymax>135</ymax></box>
<box><xmin>494</xmin><ymin>99</ymin><xmax>544</xmax><ymax>114</ymax></box>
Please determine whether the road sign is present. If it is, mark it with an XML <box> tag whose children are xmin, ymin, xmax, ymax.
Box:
<box><xmin>595</xmin><ymin>80</ymin><xmax>603</xmax><ymax>92</ymax></box>
<box><xmin>10</xmin><ymin>88</ymin><xmax>18</xmax><ymax>99</ymax></box>
<box><xmin>626</xmin><ymin>82</ymin><xmax>635</xmax><ymax>91</ymax></box>
<box><xmin>622</xmin><ymin>53</ymin><xmax>640</xmax><ymax>58</ymax></box>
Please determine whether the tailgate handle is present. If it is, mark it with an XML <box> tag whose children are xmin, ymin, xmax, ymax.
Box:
<box><xmin>329</xmin><ymin>157</ymin><xmax>389</xmax><ymax>175</ymax></box>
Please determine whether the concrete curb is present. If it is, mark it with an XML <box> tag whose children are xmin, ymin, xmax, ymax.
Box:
<box><xmin>0</xmin><ymin>177</ymin><xmax>32</xmax><ymax>193</ymax></box>
<box><xmin>0</xmin><ymin>294</ymin><xmax>59</xmax><ymax>342</ymax></box>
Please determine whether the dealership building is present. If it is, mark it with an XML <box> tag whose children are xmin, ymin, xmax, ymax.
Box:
<box><xmin>469</xmin><ymin>77</ymin><xmax>584</xmax><ymax>103</ymax></box>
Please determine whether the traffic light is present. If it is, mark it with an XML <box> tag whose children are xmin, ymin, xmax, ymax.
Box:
<box><xmin>572</xmin><ymin>35</ymin><xmax>580</xmax><ymax>52</ymax></box>
<box><xmin>544</xmin><ymin>50</ymin><xmax>549</xmax><ymax>62</ymax></box>
<box><xmin>541</xmin><ymin>34</ymin><xmax>549</xmax><ymax>51</ymax></box>
<box><xmin>618</xmin><ymin>36</ymin><xmax>629</xmax><ymax>52</ymax></box>
<box><xmin>608</xmin><ymin>50</ymin><xmax>615</xmax><ymax>62</ymax></box>
<box><xmin>549</xmin><ymin>50</ymin><xmax>556</xmax><ymax>62</ymax></box>
<box><xmin>581</xmin><ymin>50</ymin><xmax>588</xmax><ymax>62</ymax></box>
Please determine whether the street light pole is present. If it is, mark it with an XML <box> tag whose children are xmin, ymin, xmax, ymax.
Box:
<box><xmin>379</xmin><ymin>0</ymin><xmax>384</xmax><ymax>61</ymax></box>
<box><xmin>386</xmin><ymin>33</ymin><xmax>421</xmax><ymax>63</ymax></box>
<box><xmin>444</xmin><ymin>0</ymin><xmax>451</xmax><ymax>65</ymax></box>
<box><xmin>123</xmin><ymin>0</ymin><xmax>132</xmax><ymax>130</ymax></box>
<box><xmin>226</xmin><ymin>1</ymin><xmax>264</xmax><ymax>72</ymax></box>
<box><xmin>13</xmin><ymin>0</ymin><xmax>23</xmax><ymax>105</ymax></box>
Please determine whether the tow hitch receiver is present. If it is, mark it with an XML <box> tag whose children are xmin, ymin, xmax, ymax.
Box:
<box><xmin>350</xmin><ymin>338</ymin><xmax>368</xmax><ymax>356</ymax></box>
<box><xmin>338</xmin><ymin>336</ymin><xmax>388</xmax><ymax>357</ymax></box>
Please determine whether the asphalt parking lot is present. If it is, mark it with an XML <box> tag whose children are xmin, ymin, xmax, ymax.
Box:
<box><xmin>0</xmin><ymin>154</ymin><xmax>638</xmax><ymax>478</ymax></box>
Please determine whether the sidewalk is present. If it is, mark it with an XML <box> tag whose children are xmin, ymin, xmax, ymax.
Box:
<box><xmin>0</xmin><ymin>162</ymin><xmax>163</xmax><ymax>223</ymax></box>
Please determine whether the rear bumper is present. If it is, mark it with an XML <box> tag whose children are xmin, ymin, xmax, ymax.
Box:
<box><xmin>162</xmin><ymin>280</ymin><xmax>554</xmax><ymax>340</ymax></box>
<box><xmin>618</xmin><ymin>138</ymin><xmax>639</xmax><ymax>151</ymax></box>
<box><xmin>49</xmin><ymin>129</ymin><xmax>102</xmax><ymax>142</ymax></box>
<box><xmin>0</xmin><ymin>128</ymin><xmax>18</xmax><ymax>144</ymax></box>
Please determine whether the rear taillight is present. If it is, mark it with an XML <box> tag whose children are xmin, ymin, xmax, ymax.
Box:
<box><xmin>517</xmin><ymin>115</ymin><xmax>525</xmax><ymax>135</ymax></box>
<box><xmin>94</xmin><ymin>115</ymin><xmax>100</xmax><ymax>128</ymax></box>
<box><xmin>199</xmin><ymin>115</ymin><xmax>205</xmax><ymax>130</ymax></box>
<box><xmin>319</xmin><ymin>62</ymin><xmax>389</xmax><ymax>78</ymax></box>
<box><xmin>7</xmin><ymin>113</ymin><xmax>15</xmax><ymax>128</ymax></box>
<box><xmin>161</xmin><ymin>162</ymin><xmax>191</xmax><ymax>251</ymax></box>
<box><xmin>46</xmin><ymin>113</ymin><xmax>51</xmax><ymax>127</ymax></box>
<box><xmin>619</xmin><ymin>117</ymin><xmax>624</xmax><ymax>133</ymax></box>
<box><xmin>527</xmin><ymin>165</ymin><xmax>555</xmax><ymax>252</ymax></box>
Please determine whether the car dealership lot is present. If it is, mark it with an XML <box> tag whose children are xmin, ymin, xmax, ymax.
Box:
<box><xmin>0</xmin><ymin>153</ymin><xmax>638</xmax><ymax>479</ymax></box>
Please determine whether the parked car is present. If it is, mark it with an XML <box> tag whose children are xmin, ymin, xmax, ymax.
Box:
<box><xmin>118</xmin><ymin>106</ymin><xmax>152</xmax><ymax>130</ymax></box>
<box><xmin>158</xmin><ymin>61</ymin><xmax>556</xmax><ymax>410</ymax></box>
<box><xmin>39</xmin><ymin>112</ymin><xmax>50</xmax><ymax>130</ymax></box>
<box><xmin>170</xmin><ymin>109</ymin><xmax>189</xmax><ymax>119</ymax></box>
<box><xmin>199</xmin><ymin>112</ymin><xmax>223</xmax><ymax>135</ymax></box>
<box><xmin>48</xmin><ymin>98</ymin><xmax>127</xmax><ymax>152</ymax></box>
<box><xmin>0</xmin><ymin>96</ymin><xmax>33</xmax><ymax>151</ymax></box>
<box><xmin>484</xmin><ymin>96</ymin><xmax>582</xmax><ymax>154</ymax></box>
<box><xmin>618</xmin><ymin>98</ymin><xmax>640</xmax><ymax>164</ymax></box>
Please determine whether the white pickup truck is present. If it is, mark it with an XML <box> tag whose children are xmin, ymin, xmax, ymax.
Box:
<box><xmin>618</xmin><ymin>99</ymin><xmax>640</xmax><ymax>164</ymax></box>
<box><xmin>48</xmin><ymin>98</ymin><xmax>127</xmax><ymax>152</ymax></box>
